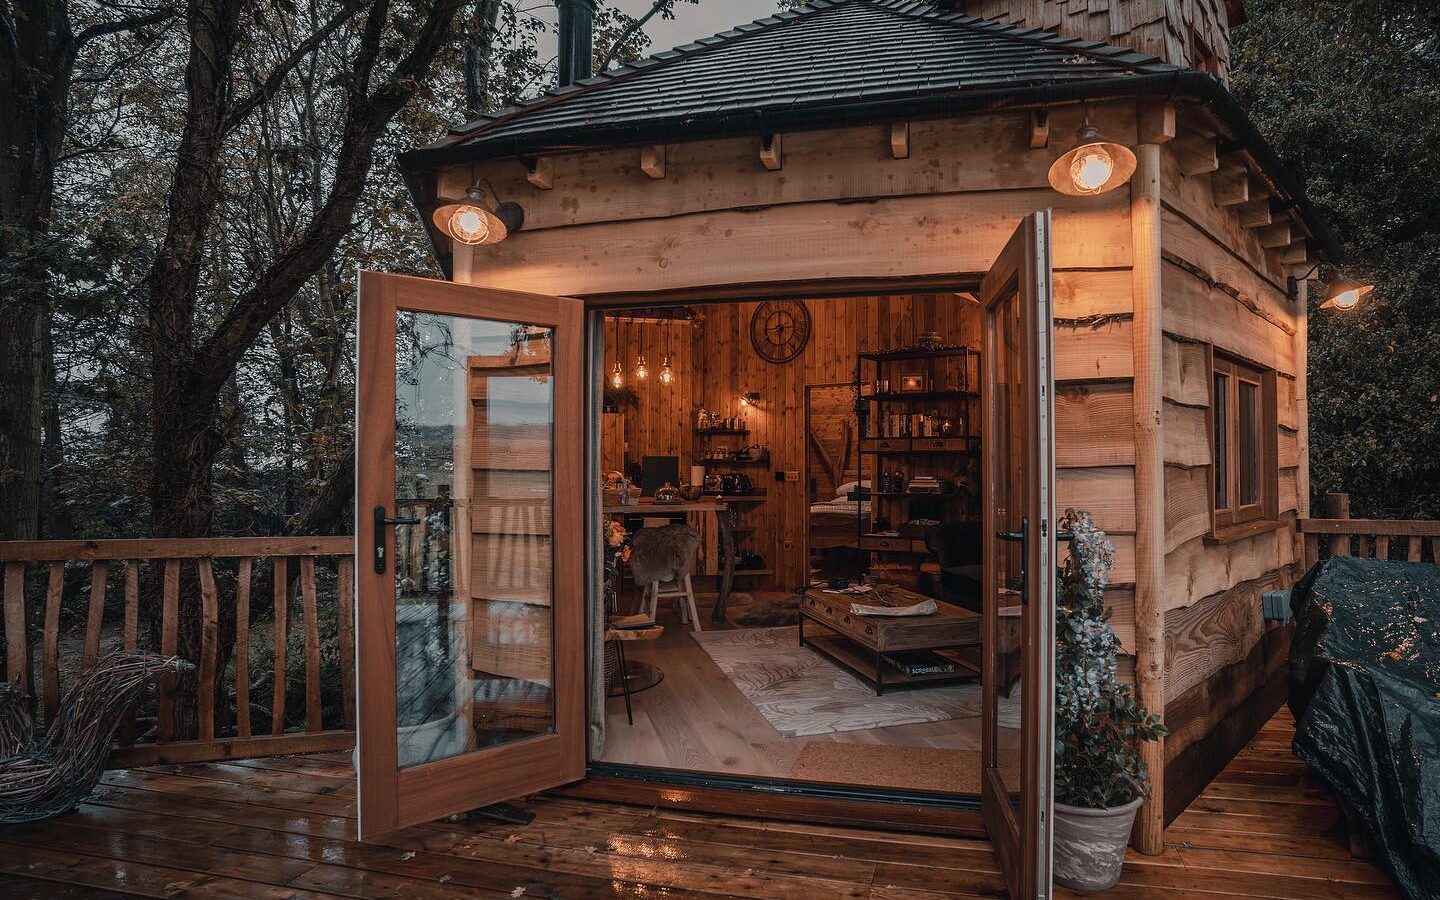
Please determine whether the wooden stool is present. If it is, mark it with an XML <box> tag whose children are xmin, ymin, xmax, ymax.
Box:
<box><xmin>643</xmin><ymin>574</ymin><xmax>702</xmax><ymax>632</ymax></box>
<box><xmin>604</xmin><ymin>622</ymin><xmax>664</xmax><ymax>725</ymax></box>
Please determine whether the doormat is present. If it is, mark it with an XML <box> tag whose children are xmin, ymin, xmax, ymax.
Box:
<box><xmin>789</xmin><ymin>743</ymin><xmax>1021</xmax><ymax>795</ymax></box>
<box><xmin>691</xmin><ymin>626</ymin><xmax>1021</xmax><ymax>737</ymax></box>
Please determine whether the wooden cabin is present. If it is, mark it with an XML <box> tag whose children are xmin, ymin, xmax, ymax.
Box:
<box><xmin>353</xmin><ymin>0</ymin><xmax>1333</xmax><ymax>893</ymax></box>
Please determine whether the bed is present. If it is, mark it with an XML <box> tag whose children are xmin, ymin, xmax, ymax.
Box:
<box><xmin>807</xmin><ymin>485</ymin><xmax>868</xmax><ymax>550</ymax></box>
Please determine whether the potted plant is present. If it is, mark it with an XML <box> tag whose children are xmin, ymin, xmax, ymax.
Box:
<box><xmin>1053</xmin><ymin>510</ymin><xmax>1167</xmax><ymax>892</ymax></box>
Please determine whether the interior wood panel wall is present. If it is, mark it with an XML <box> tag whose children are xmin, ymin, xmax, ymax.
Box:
<box><xmin>682</xmin><ymin>294</ymin><xmax>983</xmax><ymax>592</ymax></box>
<box><xmin>602</xmin><ymin>317</ymin><xmax>694</xmax><ymax>468</ymax></box>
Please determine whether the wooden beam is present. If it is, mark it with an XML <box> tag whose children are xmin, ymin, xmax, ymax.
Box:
<box><xmin>640</xmin><ymin>144</ymin><xmax>666</xmax><ymax>179</ymax></box>
<box><xmin>1029</xmin><ymin>110</ymin><xmax>1050</xmax><ymax>149</ymax></box>
<box><xmin>1281</xmin><ymin>240</ymin><xmax>1310</xmax><ymax>266</ymax></box>
<box><xmin>525</xmin><ymin>156</ymin><xmax>553</xmax><ymax>190</ymax></box>
<box><xmin>1237</xmin><ymin>199</ymin><xmax>1272</xmax><ymax>229</ymax></box>
<box><xmin>1259</xmin><ymin>221</ymin><xmax>1292</xmax><ymax>249</ymax></box>
<box><xmin>1130</xmin><ymin>143</ymin><xmax>1166</xmax><ymax>856</ymax></box>
<box><xmin>1174</xmin><ymin>136</ymin><xmax>1219</xmax><ymax>176</ymax></box>
<box><xmin>1212</xmin><ymin>166</ymin><xmax>1249</xmax><ymax>207</ymax></box>
<box><xmin>759</xmin><ymin>133</ymin><xmax>783</xmax><ymax>171</ymax></box>
<box><xmin>1138</xmin><ymin>101</ymin><xmax>1177</xmax><ymax>145</ymax></box>
<box><xmin>890</xmin><ymin>121</ymin><xmax>910</xmax><ymax>159</ymax></box>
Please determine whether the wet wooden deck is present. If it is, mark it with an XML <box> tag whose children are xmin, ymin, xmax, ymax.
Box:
<box><xmin>0</xmin><ymin>709</ymin><xmax>1399</xmax><ymax>899</ymax></box>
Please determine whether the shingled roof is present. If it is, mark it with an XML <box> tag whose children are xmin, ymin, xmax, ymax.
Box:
<box><xmin>398</xmin><ymin>0</ymin><xmax>1337</xmax><ymax>259</ymax></box>
<box><xmin>408</xmin><ymin>0</ymin><xmax>1180</xmax><ymax>164</ymax></box>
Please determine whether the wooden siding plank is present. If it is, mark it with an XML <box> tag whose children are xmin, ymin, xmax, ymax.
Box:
<box><xmin>1056</xmin><ymin>383</ymin><xmax>1135</xmax><ymax>468</ymax></box>
<box><xmin>461</xmin><ymin>189</ymin><xmax>1134</xmax><ymax>297</ymax></box>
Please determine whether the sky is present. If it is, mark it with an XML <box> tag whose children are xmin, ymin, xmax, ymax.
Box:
<box><xmin>616</xmin><ymin>1</ymin><xmax>785</xmax><ymax>53</ymax></box>
<box><xmin>529</xmin><ymin>1</ymin><xmax>784</xmax><ymax>66</ymax></box>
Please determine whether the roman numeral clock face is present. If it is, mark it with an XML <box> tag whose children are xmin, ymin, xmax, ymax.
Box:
<box><xmin>749</xmin><ymin>300</ymin><xmax>812</xmax><ymax>364</ymax></box>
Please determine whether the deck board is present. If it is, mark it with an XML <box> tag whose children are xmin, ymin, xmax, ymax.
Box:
<box><xmin>0</xmin><ymin>711</ymin><xmax>1400</xmax><ymax>899</ymax></box>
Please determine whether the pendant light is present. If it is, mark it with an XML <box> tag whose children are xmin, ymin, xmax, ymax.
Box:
<box><xmin>631</xmin><ymin>317</ymin><xmax>649</xmax><ymax>380</ymax></box>
<box><xmin>610</xmin><ymin>360</ymin><xmax>624</xmax><ymax>389</ymax></box>
<box><xmin>1047</xmin><ymin>111</ymin><xmax>1136</xmax><ymax>197</ymax></box>
<box><xmin>658</xmin><ymin>321</ymin><xmax>675</xmax><ymax>385</ymax></box>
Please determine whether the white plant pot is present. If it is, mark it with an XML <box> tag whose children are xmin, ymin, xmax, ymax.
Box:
<box><xmin>1052</xmin><ymin>796</ymin><xmax>1144</xmax><ymax>892</ymax></box>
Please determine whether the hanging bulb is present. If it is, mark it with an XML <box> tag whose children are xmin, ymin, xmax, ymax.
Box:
<box><xmin>634</xmin><ymin>354</ymin><xmax>649</xmax><ymax>381</ymax></box>
<box><xmin>658</xmin><ymin>355</ymin><xmax>674</xmax><ymax>385</ymax></box>
<box><xmin>610</xmin><ymin>361</ymin><xmax>624</xmax><ymax>388</ymax></box>
<box><xmin>447</xmin><ymin>206</ymin><xmax>493</xmax><ymax>245</ymax></box>
<box><xmin>1069</xmin><ymin>144</ymin><xmax>1115</xmax><ymax>195</ymax></box>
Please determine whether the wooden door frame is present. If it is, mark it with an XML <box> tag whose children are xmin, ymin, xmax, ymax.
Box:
<box><xmin>576</xmin><ymin>274</ymin><xmax>995</xmax><ymax>828</ymax></box>
<box><xmin>979</xmin><ymin>212</ymin><xmax>1056</xmax><ymax>899</ymax></box>
<box><xmin>355</xmin><ymin>271</ymin><xmax>585</xmax><ymax>840</ymax></box>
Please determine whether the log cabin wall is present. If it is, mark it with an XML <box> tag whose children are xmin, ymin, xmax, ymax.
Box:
<box><xmin>445</xmin><ymin>105</ymin><xmax>1145</xmax><ymax>657</ymax></box>
<box><xmin>1156</xmin><ymin>119</ymin><xmax>1306</xmax><ymax>822</ymax></box>
<box><xmin>957</xmin><ymin>0</ymin><xmax>1239</xmax><ymax>80</ymax></box>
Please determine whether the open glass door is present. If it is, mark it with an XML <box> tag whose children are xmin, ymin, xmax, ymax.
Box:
<box><xmin>355</xmin><ymin>271</ymin><xmax>585</xmax><ymax>839</ymax></box>
<box><xmin>980</xmin><ymin>212</ymin><xmax>1057</xmax><ymax>899</ymax></box>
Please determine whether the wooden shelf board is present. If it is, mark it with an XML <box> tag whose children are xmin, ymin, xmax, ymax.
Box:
<box><xmin>863</xmin><ymin>391</ymin><xmax>977</xmax><ymax>402</ymax></box>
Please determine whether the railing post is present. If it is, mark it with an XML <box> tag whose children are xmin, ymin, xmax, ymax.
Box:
<box><xmin>1325</xmin><ymin>493</ymin><xmax>1351</xmax><ymax>558</ymax></box>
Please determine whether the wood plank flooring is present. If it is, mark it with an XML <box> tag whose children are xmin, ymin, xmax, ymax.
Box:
<box><xmin>595</xmin><ymin>600</ymin><xmax>986</xmax><ymax>782</ymax></box>
<box><xmin>0</xmin><ymin>707</ymin><xmax>1400</xmax><ymax>899</ymax></box>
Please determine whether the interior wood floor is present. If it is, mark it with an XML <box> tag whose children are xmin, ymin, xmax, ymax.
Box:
<box><xmin>595</xmin><ymin>591</ymin><xmax>987</xmax><ymax>784</ymax></box>
<box><xmin>0</xmin><ymin>708</ymin><xmax>1400</xmax><ymax>899</ymax></box>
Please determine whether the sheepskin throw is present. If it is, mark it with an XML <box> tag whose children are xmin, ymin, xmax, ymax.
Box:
<box><xmin>628</xmin><ymin>524</ymin><xmax>702</xmax><ymax>586</ymax></box>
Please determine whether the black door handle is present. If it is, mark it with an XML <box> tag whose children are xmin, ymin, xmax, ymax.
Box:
<box><xmin>997</xmin><ymin>517</ymin><xmax>1029</xmax><ymax>604</ymax></box>
<box><xmin>373</xmin><ymin>505</ymin><xmax>421</xmax><ymax>574</ymax></box>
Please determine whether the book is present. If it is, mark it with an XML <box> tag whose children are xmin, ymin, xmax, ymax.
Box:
<box><xmin>882</xmin><ymin>651</ymin><xmax>960</xmax><ymax>677</ymax></box>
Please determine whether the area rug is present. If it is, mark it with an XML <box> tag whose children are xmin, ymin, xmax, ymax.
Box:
<box><xmin>691</xmin><ymin>626</ymin><xmax>1021</xmax><ymax>738</ymax></box>
<box><xmin>789</xmin><ymin>744</ymin><xmax>1021</xmax><ymax>795</ymax></box>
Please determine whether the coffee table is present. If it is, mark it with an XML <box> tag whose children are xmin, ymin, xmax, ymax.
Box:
<box><xmin>798</xmin><ymin>583</ymin><xmax>981</xmax><ymax>695</ymax></box>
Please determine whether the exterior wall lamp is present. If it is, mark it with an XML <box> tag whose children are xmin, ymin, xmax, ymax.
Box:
<box><xmin>432</xmin><ymin>179</ymin><xmax>524</xmax><ymax>246</ymax></box>
<box><xmin>1320</xmin><ymin>278</ymin><xmax>1374</xmax><ymax>312</ymax></box>
<box><xmin>1047</xmin><ymin>113</ymin><xmax>1137</xmax><ymax>197</ymax></box>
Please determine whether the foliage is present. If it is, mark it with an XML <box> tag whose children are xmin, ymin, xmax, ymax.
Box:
<box><xmin>1232</xmin><ymin>1</ymin><xmax>1440</xmax><ymax>518</ymax></box>
<box><xmin>1054</xmin><ymin>510</ymin><xmax>1166</xmax><ymax>810</ymax></box>
<box><xmin>15</xmin><ymin>0</ymin><xmax>684</xmax><ymax>543</ymax></box>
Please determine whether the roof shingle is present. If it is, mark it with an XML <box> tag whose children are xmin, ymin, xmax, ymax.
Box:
<box><xmin>424</xmin><ymin>0</ymin><xmax>1179</xmax><ymax>159</ymax></box>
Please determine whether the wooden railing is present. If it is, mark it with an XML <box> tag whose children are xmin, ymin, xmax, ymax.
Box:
<box><xmin>1300</xmin><ymin>493</ymin><xmax>1440</xmax><ymax>568</ymax></box>
<box><xmin>0</xmin><ymin>536</ymin><xmax>355</xmax><ymax>766</ymax></box>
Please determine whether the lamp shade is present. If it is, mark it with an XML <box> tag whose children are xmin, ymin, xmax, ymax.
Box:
<box><xmin>1320</xmin><ymin>279</ymin><xmax>1374</xmax><ymax>311</ymax></box>
<box><xmin>432</xmin><ymin>195</ymin><xmax>524</xmax><ymax>246</ymax></box>
<box><xmin>1048</xmin><ymin>122</ymin><xmax>1137</xmax><ymax>197</ymax></box>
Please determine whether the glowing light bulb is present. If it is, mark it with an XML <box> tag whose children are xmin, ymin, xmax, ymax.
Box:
<box><xmin>658</xmin><ymin>357</ymin><xmax>674</xmax><ymax>385</ymax></box>
<box><xmin>448</xmin><ymin>205</ymin><xmax>491</xmax><ymax>245</ymax></box>
<box><xmin>634</xmin><ymin>355</ymin><xmax>649</xmax><ymax>381</ymax></box>
<box><xmin>1332</xmin><ymin>289</ymin><xmax>1361</xmax><ymax>310</ymax></box>
<box><xmin>1070</xmin><ymin>145</ymin><xmax>1115</xmax><ymax>195</ymax></box>
<box><xmin>610</xmin><ymin>362</ymin><xmax>624</xmax><ymax>388</ymax></box>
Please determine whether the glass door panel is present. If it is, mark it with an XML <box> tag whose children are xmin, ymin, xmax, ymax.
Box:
<box><xmin>393</xmin><ymin>312</ymin><xmax>557</xmax><ymax>768</ymax></box>
<box><xmin>357</xmin><ymin>272</ymin><xmax>584</xmax><ymax>840</ymax></box>
<box><xmin>980</xmin><ymin>213</ymin><xmax>1057</xmax><ymax>900</ymax></box>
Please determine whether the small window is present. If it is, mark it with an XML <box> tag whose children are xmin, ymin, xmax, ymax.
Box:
<box><xmin>1211</xmin><ymin>353</ymin><xmax>1278</xmax><ymax>533</ymax></box>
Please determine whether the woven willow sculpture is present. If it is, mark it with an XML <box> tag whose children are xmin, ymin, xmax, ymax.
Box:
<box><xmin>0</xmin><ymin>651</ymin><xmax>192</xmax><ymax>824</ymax></box>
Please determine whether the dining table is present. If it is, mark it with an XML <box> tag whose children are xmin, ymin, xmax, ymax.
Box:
<box><xmin>602</xmin><ymin>498</ymin><xmax>736</xmax><ymax>625</ymax></box>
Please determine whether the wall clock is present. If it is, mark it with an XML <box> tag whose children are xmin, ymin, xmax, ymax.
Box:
<box><xmin>749</xmin><ymin>300</ymin><xmax>812</xmax><ymax>364</ymax></box>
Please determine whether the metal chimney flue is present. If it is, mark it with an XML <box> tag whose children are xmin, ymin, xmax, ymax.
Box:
<box><xmin>555</xmin><ymin>0</ymin><xmax>597</xmax><ymax>87</ymax></box>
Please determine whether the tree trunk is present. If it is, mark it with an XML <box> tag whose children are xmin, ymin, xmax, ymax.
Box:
<box><xmin>0</xmin><ymin>0</ymin><xmax>76</xmax><ymax>542</ymax></box>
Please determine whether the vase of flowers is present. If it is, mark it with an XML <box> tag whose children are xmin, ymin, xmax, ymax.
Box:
<box><xmin>1053</xmin><ymin>510</ymin><xmax>1167</xmax><ymax>892</ymax></box>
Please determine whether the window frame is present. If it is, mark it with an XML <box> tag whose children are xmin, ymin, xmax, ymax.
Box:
<box><xmin>1208</xmin><ymin>349</ymin><xmax>1279</xmax><ymax>537</ymax></box>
